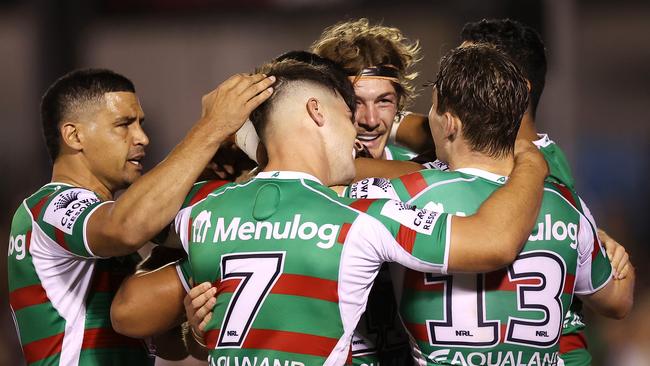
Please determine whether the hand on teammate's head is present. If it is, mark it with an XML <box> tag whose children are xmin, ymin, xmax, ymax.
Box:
<box><xmin>200</xmin><ymin>74</ymin><xmax>275</xmax><ymax>138</ymax></box>
<box><xmin>514</xmin><ymin>139</ymin><xmax>548</xmax><ymax>176</ymax></box>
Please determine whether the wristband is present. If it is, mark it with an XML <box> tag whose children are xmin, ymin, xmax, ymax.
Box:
<box><xmin>235</xmin><ymin>119</ymin><xmax>260</xmax><ymax>163</ymax></box>
<box><xmin>190</xmin><ymin>325</ymin><xmax>207</xmax><ymax>348</ymax></box>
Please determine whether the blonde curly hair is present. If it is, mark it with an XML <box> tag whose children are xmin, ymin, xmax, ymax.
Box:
<box><xmin>310</xmin><ymin>18</ymin><xmax>421</xmax><ymax>110</ymax></box>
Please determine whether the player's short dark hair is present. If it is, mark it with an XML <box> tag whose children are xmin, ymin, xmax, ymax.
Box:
<box><xmin>40</xmin><ymin>68</ymin><xmax>136</xmax><ymax>162</ymax></box>
<box><xmin>250</xmin><ymin>53</ymin><xmax>355</xmax><ymax>140</ymax></box>
<box><xmin>461</xmin><ymin>18</ymin><xmax>546</xmax><ymax>117</ymax></box>
<box><xmin>434</xmin><ymin>44</ymin><xmax>529</xmax><ymax>158</ymax></box>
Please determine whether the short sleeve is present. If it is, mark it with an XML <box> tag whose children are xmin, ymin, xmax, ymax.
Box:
<box><xmin>38</xmin><ymin>187</ymin><xmax>110</xmax><ymax>258</ymax></box>
<box><xmin>362</xmin><ymin>200</ymin><xmax>451</xmax><ymax>273</ymax></box>
<box><xmin>175</xmin><ymin>257</ymin><xmax>193</xmax><ymax>294</ymax></box>
<box><xmin>574</xmin><ymin>203</ymin><xmax>613</xmax><ymax>295</ymax></box>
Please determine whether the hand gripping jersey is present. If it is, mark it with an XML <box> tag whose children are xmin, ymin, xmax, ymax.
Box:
<box><xmin>348</xmin><ymin>168</ymin><xmax>612</xmax><ymax>366</ymax></box>
<box><xmin>7</xmin><ymin>183</ymin><xmax>153</xmax><ymax>366</ymax></box>
<box><xmin>172</xmin><ymin>171</ymin><xmax>457</xmax><ymax>366</ymax></box>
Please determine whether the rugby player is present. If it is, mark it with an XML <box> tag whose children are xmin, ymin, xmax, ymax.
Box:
<box><xmin>110</xmin><ymin>57</ymin><xmax>549</xmax><ymax>365</ymax></box>
<box><xmin>347</xmin><ymin>43</ymin><xmax>634</xmax><ymax>365</ymax></box>
<box><xmin>460</xmin><ymin>19</ymin><xmax>630</xmax><ymax>365</ymax></box>
<box><xmin>7</xmin><ymin>68</ymin><xmax>274</xmax><ymax>365</ymax></box>
<box><xmin>310</xmin><ymin>19</ymin><xmax>429</xmax><ymax>365</ymax></box>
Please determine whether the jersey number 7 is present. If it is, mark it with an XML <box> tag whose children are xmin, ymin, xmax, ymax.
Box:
<box><xmin>217</xmin><ymin>252</ymin><xmax>285</xmax><ymax>347</ymax></box>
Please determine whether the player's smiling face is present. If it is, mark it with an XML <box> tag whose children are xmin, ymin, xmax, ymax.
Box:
<box><xmin>351</xmin><ymin>78</ymin><xmax>399</xmax><ymax>160</ymax></box>
<box><xmin>80</xmin><ymin>91</ymin><xmax>149</xmax><ymax>192</ymax></box>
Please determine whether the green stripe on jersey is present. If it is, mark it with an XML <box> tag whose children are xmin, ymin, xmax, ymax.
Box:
<box><xmin>254</xmin><ymin>294</ymin><xmax>342</xmax><ymax>337</ymax></box>
<box><xmin>559</xmin><ymin>348</ymin><xmax>591</xmax><ymax>366</ymax></box>
<box><xmin>14</xmin><ymin>302</ymin><xmax>65</xmax><ymax>345</ymax></box>
<box><xmin>206</xmin><ymin>292</ymin><xmax>342</xmax><ymax>338</ymax></box>
<box><xmin>29</xmin><ymin>354</ymin><xmax>61</xmax><ymax>366</ymax></box>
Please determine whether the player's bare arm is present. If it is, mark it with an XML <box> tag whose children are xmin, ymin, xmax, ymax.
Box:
<box><xmin>111</xmin><ymin>263</ymin><xmax>186</xmax><ymax>337</ymax></box>
<box><xmin>86</xmin><ymin>74</ymin><xmax>275</xmax><ymax>257</ymax></box>
<box><xmin>353</xmin><ymin>157</ymin><xmax>421</xmax><ymax>181</ymax></box>
<box><xmin>447</xmin><ymin>140</ymin><xmax>548</xmax><ymax>272</ymax></box>
<box><xmin>394</xmin><ymin>112</ymin><xmax>433</xmax><ymax>153</ymax></box>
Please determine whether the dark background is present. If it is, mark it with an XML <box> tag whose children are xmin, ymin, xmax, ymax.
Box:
<box><xmin>1</xmin><ymin>0</ymin><xmax>648</xmax><ymax>364</ymax></box>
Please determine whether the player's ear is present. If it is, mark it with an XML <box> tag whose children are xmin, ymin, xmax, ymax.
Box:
<box><xmin>306</xmin><ymin>97</ymin><xmax>325</xmax><ymax>127</ymax></box>
<box><xmin>442</xmin><ymin>112</ymin><xmax>458</xmax><ymax>140</ymax></box>
<box><xmin>60</xmin><ymin>121</ymin><xmax>84</xmax><ymax>152</ymax></box>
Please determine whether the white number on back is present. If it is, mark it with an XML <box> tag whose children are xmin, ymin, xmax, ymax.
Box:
<box><xmin>218</xmin><ymin>252</ymin><xmax>285</xmax><ymax>347</ymax></box>
<box><xmin>426</xmin><ymin>250</ymin><xmax>566</xmax><ymax>347</ymax></box>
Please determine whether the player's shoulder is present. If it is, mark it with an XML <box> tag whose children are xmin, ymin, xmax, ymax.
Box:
<box><xmin>386</xmin><ymin>144</ymin><xmax>417</xmax><ymax>161</ymax></box>
<box><xmin>27</xmin><ymin>183</ymin><xmax>102</xmax><ymax>223</ymax></box>
<box><xmin>418</xmin><ymin>167</ymin><xmax>464</xmax><ymax>181</ymax></box>
<box><xmin>182</xmin><ymin>179</ymin><xmax>234</xmax><ymax>209</ymax></box>
<box><xmin>399</xmin><ymin>167</ymin><xmax>466</xmax><ymax>187</ymax></box>
<box><xmin>541</xmin><ymin>180</ymin><xmax>584</xmax><ymax>215</ymax></box>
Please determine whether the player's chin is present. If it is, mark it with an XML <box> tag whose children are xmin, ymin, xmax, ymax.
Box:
<box><xmin>124</xmin><ymin>170</ymin><xmax>143</xmax><ymax>186</ymax></box>
<box><xmin>367</xmin><ymin>145</ymin><xmax>384</xmax><ymax>159</ymax></box>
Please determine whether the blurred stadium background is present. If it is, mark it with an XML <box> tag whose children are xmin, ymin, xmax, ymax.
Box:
<box><xmin>1</xmin><ymin>0</ymin><xmax>648</xmax><ymax>364</ymax></box>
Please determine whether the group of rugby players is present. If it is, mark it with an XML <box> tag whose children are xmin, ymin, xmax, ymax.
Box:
<box><xmin>8</xmin><ymin>17</ymin><xmax>634</xmax><ymax>366</ymax></box>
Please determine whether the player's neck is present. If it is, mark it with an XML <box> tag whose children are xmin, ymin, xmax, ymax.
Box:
<box><xmin>263</xmin><ymin>145</ymin><xmax>330</xmax><ymax>186</ymax></box>
<box><xmin>447</xmin><ymin>146</ymin><xmax>514</xmax><ymax>177</ymax></box>
<box><xmin>51</xmin><ymin>155</ymin><xmax>114</xmax><ymax>200</ymax></box>
<box><xmin>517</xmin><ymin>111</ymin><xmax>539</xmax><ymax>142</ymax></box>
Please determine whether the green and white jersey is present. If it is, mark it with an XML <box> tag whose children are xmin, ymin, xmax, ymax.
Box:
<box><xmin>534</xmin><ymin>134</ymin><xmax>575</xmax><ymax>190</ymax></box>
<box><xmin>534</xmin><ymin>134</ymin><xmax>593</xmax><ymax>365</ymax></box>
<box><xmin>172</xmin><ymin>171</ymin><xmax>456</xmax><ymax>366</ymax></box>
<box><xmin>352</xmin><ymin>142</ymin><xmax>418</xmax><ymax>366</ymax></box>
<box><xmin>7</xmin><ymin>183</ymin><xmax>152</xmax><ymax>366</ymax></box>
<box><xmin>385</xmin><ymin>144</ymin><xmax>417</xmax><ymax>162</ymax></box>
<box><xmin>348</xmin><ymin>169</ymin><xmax>612</xmax><ymax>366</ymax></box>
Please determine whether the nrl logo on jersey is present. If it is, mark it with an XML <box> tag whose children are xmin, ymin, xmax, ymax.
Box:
<box><xmin>192</xmin><ymin>211</ymin><xmax>340</xmax><ymax>249</ymax></box>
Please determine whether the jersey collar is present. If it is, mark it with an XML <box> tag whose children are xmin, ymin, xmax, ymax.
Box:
<box><xmin>383</xmin><ymin>146</ymin><xmax>394</xmax><ymax>160</ymax></box>
<box><xmin>256</xmin><ymin>171</ymin><xmax>323</xmax><ymax>185</ymax></box>
<box><xmin>455</xmin><ymin>168</ymin><xmax>508</xmax><ymax>184</ymax></box>
<box><xmin>533</xmin><ymin>133</ymin><xmax>554</xmax><ymax>148</ymax></box>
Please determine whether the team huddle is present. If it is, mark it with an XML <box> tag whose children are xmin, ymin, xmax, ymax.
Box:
<box><xmin>8</xmin><ymin>18</ymin><xmax>634</xmax><ymax>366</ymax></box>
